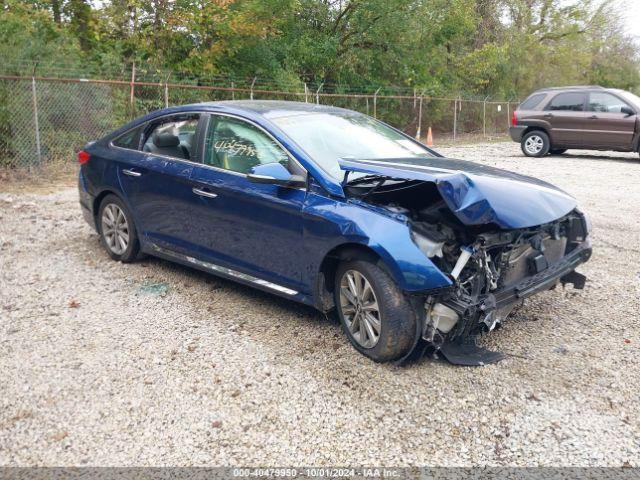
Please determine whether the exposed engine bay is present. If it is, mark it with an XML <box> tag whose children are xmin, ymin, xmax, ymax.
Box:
<box><xmin>346</xmin><ymin>178</ymin><xmax>592</xmax><ymax>364</ymax></box>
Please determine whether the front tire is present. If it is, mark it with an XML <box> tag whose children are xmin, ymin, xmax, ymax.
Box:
<box><xmin>334</xmin><ymin>260</ymin><xmax>417</xmax><ymax>362</ymax></box>
<box><xmin>521</xmin><ymin>130</ymin><xmax>550</xmax><ymax>157</ymax></box>
<box><xmin>98</xmin><ymin>194</ymin><xmax>140</xmax><ymax>262</ymax></box>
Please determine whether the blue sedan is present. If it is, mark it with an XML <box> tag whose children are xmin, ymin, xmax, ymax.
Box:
<box><xmin>78</xmin><ymin>101</ymin><xmax>592</xmax><ymax>364</ymax></box>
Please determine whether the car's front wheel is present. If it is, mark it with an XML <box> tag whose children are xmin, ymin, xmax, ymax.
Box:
<box><xmin>521</xmin><ymin>130</ymin><xmax>550</xmax><ymax>157</ymax></box>
<box><xmin>98</xmin><ymin>194</ymin><xmax>140</xmax><ymax>262</ymax></box>
<box><xmin>335</xmin><ymin>260</ymin><xmax>417</xmax><ymax>362</ymax></box>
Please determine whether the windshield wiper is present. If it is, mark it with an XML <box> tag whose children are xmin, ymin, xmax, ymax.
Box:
<box><xmin>343</xmin><ymin>173</ymin><xmax>389</xmax><ymax>186</ymax></box>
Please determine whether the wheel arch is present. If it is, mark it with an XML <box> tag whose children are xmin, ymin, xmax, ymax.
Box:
<box><xmin>315</xmin><ymin>243</ymin><xmax>387</xmax><ymax>312</ymax></box>
<box><xmin>523</xmin><ymin>125</ymin><xmax>550</xmax><ymax>138</ymax></box>
<box><xmin>92</xmin><ymin>189</ymin><xmax>136</xmax><ymax>235</ymax></box>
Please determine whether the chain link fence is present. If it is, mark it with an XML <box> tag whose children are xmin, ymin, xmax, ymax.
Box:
<box><xmin>0</xmin><ymin>75</ymin><xmax>518</xmax><ymax>169</ymax></box>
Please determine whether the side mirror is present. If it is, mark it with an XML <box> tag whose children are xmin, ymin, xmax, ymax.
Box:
<box><xmin>621</xmin><ymin>106</ymin><xmax>635</xmax><ymax>117</ymax></box>
<box><xmin>247</xmin><ymin>162</ymin><xmax>306</xmax><ymax>188</ymax></box>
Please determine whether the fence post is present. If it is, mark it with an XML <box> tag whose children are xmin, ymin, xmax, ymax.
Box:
<box><xmin>373</xmin><ymin>87</ymin><xmax>381</xmax><ymax>119</ymax></box>
<box><xmin>250</xmin><ymin>77</ymin><xmax>257</xmax><ymax>100</ymax></box>
<box><xmin>315</xmin><ymin>83</ymin><xmax>323</xmax><ymax>104</ymax></box>
<box><xmin>31</xmin><ymin>76</ymin><xmax>42</xmax><ymax>165</ymax></box>
<box><xmin>483</xmin><ymin>96</ymin><xmax>489</xmax><ymax>138</ymax></box>
<box><xmin>164</xmin><ymin>74</ymin><xmax>170</xmax><ymax>108</ymax></box>
<box><xmin>416</xmin><ymin>94</ymin><xmax>423</xmax><ymax>140</ymax></box>
<box><xmin>231</xmin><ymin>81</ymin><xmax>235</xmax><ymax>101</ymax></box>
<box><xmin>129</xmin><ymin>61</ymin><xmax>136</xmax><ymax>110</ymax></box>
<box><xmin>453</xmin><ymin>98</ymin><xmax>458</xmax><ymax>142</ymax></box>
<box><xmin>506</xmin><ymin>97</ymin><xmax>512</xmax><ymax>130</ymax></box>
<box><xmin>304</xmin><ymin>83</ymin><xmax>308</xmax><ymax>103</ymax></box>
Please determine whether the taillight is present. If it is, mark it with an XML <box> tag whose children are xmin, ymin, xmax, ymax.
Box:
<box><xmin>511</xmin><ymin>111</ymin><xmax>517</xmax><ymax>127</ymax></box>
<box><xmin>78</xmin><ymin>150</ymin><xmax>90</xmax><ymax>165</ymax></box>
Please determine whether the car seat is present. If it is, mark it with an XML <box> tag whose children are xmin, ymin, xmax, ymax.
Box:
<box><xmin>144</xmin><ymin>129</ymin><xmax>189</xmax><ymax>159</ymax></box>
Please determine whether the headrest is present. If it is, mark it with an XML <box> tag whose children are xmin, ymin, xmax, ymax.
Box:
<box><xmin>153</xmin><ymin>131</ymin><xmax>180</xmax><ymax>148</ymax></box>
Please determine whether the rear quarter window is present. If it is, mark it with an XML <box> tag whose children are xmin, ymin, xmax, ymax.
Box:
<box><xmin>112</xmin><ymin>126</ymin><xmax>143</xmax><ymax>150</ymax></box>
<box><xmin>518</xmin><ymin>94</ymin><xmax>546</xmax><ymax>110</ymax></box>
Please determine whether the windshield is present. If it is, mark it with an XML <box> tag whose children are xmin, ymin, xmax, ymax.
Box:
<box><xmin>271</xmin><ymin>112</ymin><xmax>434</xmax><ymax>180</ymax></box>
<box><xmin>613</xmin><ymin>89</ymin><xmax>640</xmax><ymax>108</ymax></box>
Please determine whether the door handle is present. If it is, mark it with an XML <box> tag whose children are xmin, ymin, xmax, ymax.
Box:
<box><xmin>193</xmin><ymin>187</ymin><xmax>218</xmax><ymax>199</ymax></box>
<box><xmin>588</xmin><ymin>115</ymin><xmax>598</xmax><ymax>119</ymax></box>
<box><xmin>122</xmin><ymin>168</ymin><xmax>142</xmax><ymax>177</ymax></box>
<box><xmin>543</xmin><ymin>113</ymin><xmax>554</xmax><ymax>118</ymax></box>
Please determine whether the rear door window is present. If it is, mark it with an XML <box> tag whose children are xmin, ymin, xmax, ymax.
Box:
<box><xmin>143</xmin><ymin>114</ymin><xmax>200</xmax><ymax>160</ymax></box>
<box><xmin>545</xmin><ymin>93</ymin><xmax>586</xmax><ymax>111</ymax></box>
<box><xmin>519</xmin><ymin>94</ymin><xmax>546</xmax><ymax>110</ymax></box>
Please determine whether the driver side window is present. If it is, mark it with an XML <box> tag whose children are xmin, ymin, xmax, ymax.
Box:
<box><xmin>588</xmin><ymin>93</ymin><xmax>631</xmax><ymax>113</ymax></box>
<box><xmin>203</xmin><ymin>115</ymin><xmax>290</xmax><ymax>174</ymax></box>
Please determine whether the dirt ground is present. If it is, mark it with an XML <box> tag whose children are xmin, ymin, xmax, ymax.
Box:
<box><xmin>0</xmin><ymin>142</ymin><xmax>638</xmax><ymax>466</ymax></box>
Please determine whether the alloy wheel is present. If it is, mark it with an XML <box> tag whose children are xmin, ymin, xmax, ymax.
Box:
<box><xmin>339</xmin><ymin>269</ymin><xmax>381</xmax><ymax>348</ymax></box>
<box><xmin>101</xmin><ymin>203</ymin><xmax>130</xmax><ymax>255</ymax></box>
<box><xmin>524</xmin><ymin>135</ymin><xmax>544</xmax><ymax>155</ymax></box>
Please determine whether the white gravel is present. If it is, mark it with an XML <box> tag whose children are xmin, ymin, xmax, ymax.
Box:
<box><xmin>0</xmin><ymin>142</ymin><xmax>639</xmax><ymax>467</ymax></box>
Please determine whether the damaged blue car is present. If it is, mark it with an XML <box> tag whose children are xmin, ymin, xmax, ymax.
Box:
<box><xmin>78</xmin><ymin>101</ymin><xmax>592</xmax><ymax>365</ymax></box>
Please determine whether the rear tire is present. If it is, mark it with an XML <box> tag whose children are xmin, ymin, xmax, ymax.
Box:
<box><xmin>334</xmin><ymin>259</ymin><xmax>417</xmax><ymax>362</ymax></box>
<box><xmin>98</xmin><ymin>194</ymin><xmax>140</xmax><ymax>263</ymax></box>
<box><xmin>550</xmin><ymin>148</ymin><xmax>567</xmax><ymax>155</ymax></box>
<box><xmin>521</xmin><ymin>130</ymin><xmax>550</xmax><ymax>157</ymax></box>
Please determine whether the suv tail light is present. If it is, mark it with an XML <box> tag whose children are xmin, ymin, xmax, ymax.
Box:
<box><xmin>78</xmin><ymin>150</ymin><xmax>90</xmax><ymax>165</ymax></box>
<box><xmin>511</xmin><ymin>111</ymin><xmax>517</xmax><ymax>127</ymax></box>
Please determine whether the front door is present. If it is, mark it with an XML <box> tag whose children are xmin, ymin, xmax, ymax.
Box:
<box><xmin>583</xmin><ymin>91</ymin><xmax>637</xmax><ymax>149</ymax></box>
<box><xmin>188</xmin><ymin>114</ymin><xmax>307</xmax><ymax>293</ymax></box>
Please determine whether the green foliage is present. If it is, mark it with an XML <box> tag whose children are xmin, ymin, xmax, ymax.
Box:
<box><xmin>1</xmin><ymin>0</ymin><xmax>639</xmax><ymax>97</ymax></box>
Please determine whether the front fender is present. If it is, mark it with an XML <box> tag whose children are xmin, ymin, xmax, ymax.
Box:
<box><xmin>302</xmin><ymin>193</ymin><xmax>452</xmax><ymax>293</ymax></box>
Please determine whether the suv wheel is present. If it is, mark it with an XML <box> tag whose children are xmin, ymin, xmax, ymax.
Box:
<box><xmin>334</xmin><ymin>260</ymin><xmax>417</xmax><ymax>362</ymax></box>
<box><xmin>98</xmin><ymin>194</ymin><xmax>140</xmax><ymax>262</ymax></box>
<box><xmin>521</xmin><ymin>130</ymin><xmax>550</xmax><ymax>157</ymax></box>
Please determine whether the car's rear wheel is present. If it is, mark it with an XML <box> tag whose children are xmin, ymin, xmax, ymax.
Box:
<box><xmin>550</xmin><ymin>148</ymin><xmax>567</xmax><ymax>155</ymax></box>
<box><xmin>521</xmin><ymin>130</ymin><xmax>550</xmax><ymax>157</ymax></box>
<box><xmin>98</xmin><ymin>194</ymin><xmax>140</xmax><ymax>262</ymax></box>
<box><xmin>335</xmin><ymin>260</ymin><xmax>417</xmax><ymax>362</ymax></box>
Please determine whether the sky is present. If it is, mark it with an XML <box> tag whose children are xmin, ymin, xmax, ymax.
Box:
<box><xmin>617</xmin><ymin>0</ymin><xmax>640</xmax><ymax>38</ymax></box>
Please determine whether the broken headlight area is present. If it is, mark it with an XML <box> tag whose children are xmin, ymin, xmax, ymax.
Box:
<box><xmin>412</xmin><ymin>209</ymin><xmax>592</xmax><ymax>365</ymax></box>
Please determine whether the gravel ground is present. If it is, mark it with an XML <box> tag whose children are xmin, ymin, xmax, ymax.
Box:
<box><xmin>0</xmin><ymin>142</ymin><xmax>639</xmax><ymax>467</ymax></box>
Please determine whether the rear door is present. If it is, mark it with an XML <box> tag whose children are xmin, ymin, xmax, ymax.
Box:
<box><xmin>187</xmin><ymin>114</ymin><xmax>307</xmax><ymax>294</ymax></box>
<box><xmin>583</xmin><ymin>91</ymin><xmax>636</xmax><ymax>149</ymax></box>
<box><xmin>116</xmin><ymin>113</ymin><xmax>202</xmax><ymax>253</ymax></box>
<box><xmin>542</xmin><ymin>92</ymin><xmax>589</xmax><ymax>147</ymax></box>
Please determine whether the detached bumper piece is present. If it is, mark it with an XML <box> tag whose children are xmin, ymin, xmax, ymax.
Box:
<box><xmin>439</xmin><ymin>340</ymin><xmax>506</xmax><ymax>366</ymax></box>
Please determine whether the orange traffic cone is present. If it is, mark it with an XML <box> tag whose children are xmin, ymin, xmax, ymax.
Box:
<box><xmin>426</xmin><ymin>127</ymin><xmax>434</xmax><ymax>147</ymax></box>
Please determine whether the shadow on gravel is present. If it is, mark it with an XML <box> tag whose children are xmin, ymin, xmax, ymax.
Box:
<box><xmin>551</xmin><ymin>153</ymin><xmax>640</xmax><ymax>164</ymax></box>
<box><xmin>142</xmin><ymin>254</ymin><xmax>331</xmax><ymax>325</ymax></box>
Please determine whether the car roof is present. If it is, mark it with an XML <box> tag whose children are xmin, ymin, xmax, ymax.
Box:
<box><xmin>530</xmin><ymin>85</ymin><xmax>605</xmax><ymax>94</ymax></box>
<box><xmin>184</xmin><ymin>100</ymin><xmax>355</xmax><ymax>119</ymax></box>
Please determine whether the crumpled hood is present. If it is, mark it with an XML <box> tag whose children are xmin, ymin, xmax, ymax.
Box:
<box><xmin>339</xmin><ymin>157</ymin><xmax>577</xmax><ymax>229</ymax></box>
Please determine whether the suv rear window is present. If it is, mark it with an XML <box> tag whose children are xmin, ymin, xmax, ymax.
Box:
<box><xmin>519</xmin><ymin>94</ymin><xmax>546</xmax><ymax>110</ymax></box>
<box><xmin>545</xmin><ymin>92</ymin><xmax>586</xmax><ymax>112</ymax></box>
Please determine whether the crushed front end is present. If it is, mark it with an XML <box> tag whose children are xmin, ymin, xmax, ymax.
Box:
<box><xmin>412</xmin><ymin>208</ymin><xmax>592</xmax><ymax>364</ymax></box>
